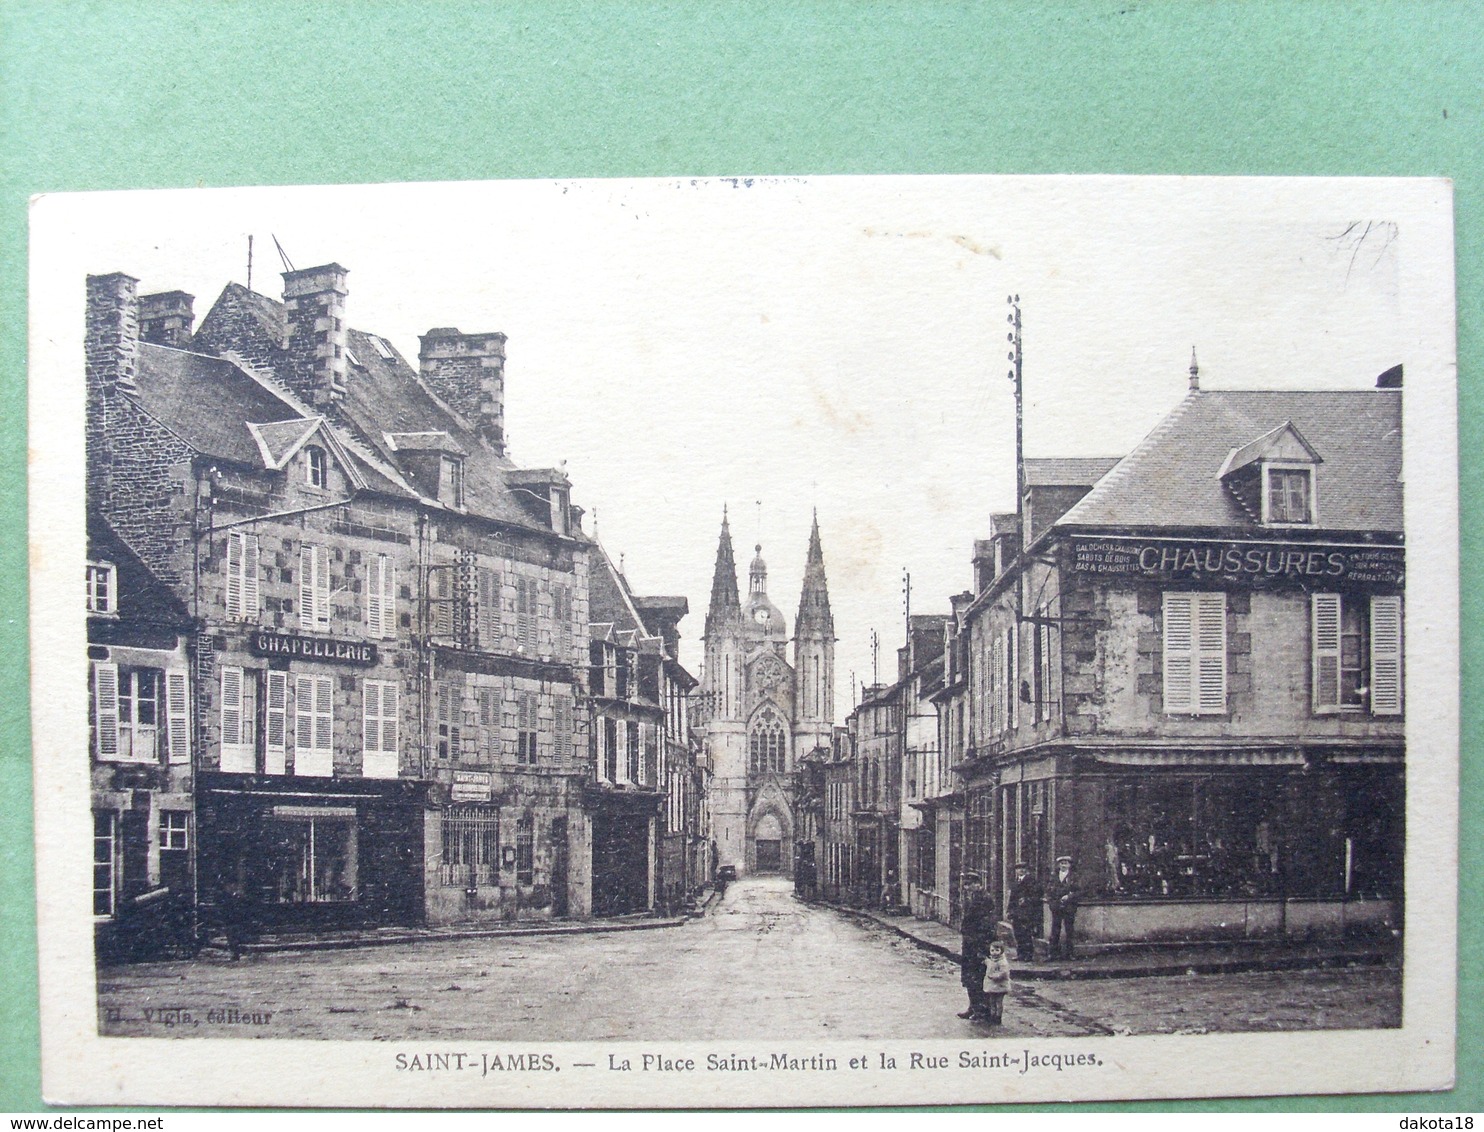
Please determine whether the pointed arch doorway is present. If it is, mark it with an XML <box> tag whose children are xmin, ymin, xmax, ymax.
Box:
<box><xmin>754</xmin><ymin>812</ymin><xmax>784</xmax><ymax>873</ymax></box>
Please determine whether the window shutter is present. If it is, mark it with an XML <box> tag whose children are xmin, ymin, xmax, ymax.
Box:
<box><xmin>383</xmin><ymin>559</ymin><xmax>397</xmax><ymax>639</ymax></box>
<box><xmin>1311</xmin><ymin>593</ymin><xmax>1342</xmax><ymax>713</ymax></box>
<box><xmin>381</xmin><ymin>682</ymin><xmax>399</xmax><ymax>754</ymax></box>
<box><xmin>555</xmin><ymin>694</ymin><xmax>571</xmax><ymax>760</ymax></box>
<box><xmin>314</xmin><ymin>676</ymin><xmax>333</xmax><ymax>752</ymax></box>
<box><xmin>478</xmin><ymin>567</ymin><xmax>502</xmax><ymax>648</ymax></box>
<box><xmin>366</xmin><ymin>557</ymin><xmax>383</xmax><ymax>638</ymax></box>
<box><xmin>516</xmin><ymin>576</ymin><xmax>535</xmax><ymax>651</ymax></box>
<box><xmin>295</xmin><ymin>675</ymin><xmax>315</xmax><ymax>751</ymax></box>
<box><xmin>1370</xmin><ymin>596</ymin><xmax>1403</xmax><ymax>715</ymax></box>
<box><xmin>1162</xmin><ymin>593</ymin><xmax>1195</xmax><ymax>713</ymax></box>
<box><xmin>1194</xmin><ymin>592</ymin><xmax>1227</xmax><ymax>713</ymax></box>
<box><xmin>225</xmin><ymin>533</ymin><xmax>241</xmax><ymax>618</ymax></box>
<box><xmin>1007</xmin><ymin>626</ymin><xmax>1018</xmax><ymax>730</ymax></box>
<box><xmin>315</xmin><ymin>548</ymin><xmax>330</xmax><ymax>629</ymax></box>
<box><xmin>165</xmin><ymin>668</ymin><xmax>190</xmax><ymax>764</ymax></box>
<box><xmin>242</xmin><ymin>534</ymin><xmax>260</xmax><ymax>620</ymax></box>
<box><xmin>300</xmin><ymin>546</ymin><xmax>316</xmax><ymax>629</ymax></box>
<box><xmin>265</xmin><ymin>671</ymin><xmax>287</xmax><ymax>774</ymax></box>
<box><xmin>363</xmin><ymin>681</ymin><xmax>379</xmax><ymax>753</ymax></box>
<box><xmin>220</xmin><ymin>666</ymin><xmax>243</xmax><ymax>747</ymax></box>
<box><xmin>93</xmin><ymin>661</ymin><xmax>120</xmax><ymax>760</ymax></box>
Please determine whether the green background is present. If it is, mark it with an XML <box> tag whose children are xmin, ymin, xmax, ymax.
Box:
<box><xmin>1</xmin><ymin>0</ymin><xmax>1478</xmax><ymax>1113</ymax></box>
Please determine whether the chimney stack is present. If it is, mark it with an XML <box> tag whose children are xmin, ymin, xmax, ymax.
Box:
<box><xmin>86</xmin><ymin>273</ymin><xmax>140</xmax><ymax>396</ymax></box>
<box><xmin>418</xmin><ymin>328</ymin><xmax>509</xmax><ymax>455</ymax></box>
<box><xmin>139</xmin><ymin>290</ymin><xmax>195</xmax><ymax>348</ymax></box>
<box><xmin>282</xmin><ymin>264</ymin><xmax>349</xmax><ymax>408</ymax></box>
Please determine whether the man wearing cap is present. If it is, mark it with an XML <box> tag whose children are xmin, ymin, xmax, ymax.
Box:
<box><xmin>1045</xmin><ymin>855</ymin><xmax>1079</xmax><ymax>960</ymax></box>
<box><xmin>957</xmin><ymin>873</ymin><xmax>997</xmax><ymax>1019</ymax></box>
<box><xmin>1008</xmin><ymin>861</ymin><xmax>1043</xmax><ymax>962</ymax></box>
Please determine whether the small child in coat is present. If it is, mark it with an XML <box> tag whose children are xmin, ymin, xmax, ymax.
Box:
<box><xmin>982</xmin><ymin>940</ymin><xmax>1012</xmax><ymax>1026</ymax></box>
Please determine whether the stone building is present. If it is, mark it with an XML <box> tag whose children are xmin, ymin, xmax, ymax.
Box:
<box><xmin>88</xmin><ymin>511</ymin><xmax>197</xmax><ymax>961</ymax></box>
<box><xmin>958</xmin><ymin>371</ymin><xmax>1405</xmax><ymax>947</ymax></box>
<box><xmin>584</xmin><ymin>546</ymin><xmax>702</xmax><ymax>915</ymax></box>
<box><xmin>85</xmin><ymin>263</ymin><xmax>596</xmax><ymax>934</ymax></box>
<box><xmin>697</xmin><ymin>511</ymin><xmax>835</xmax><ymax>876</ymax></box>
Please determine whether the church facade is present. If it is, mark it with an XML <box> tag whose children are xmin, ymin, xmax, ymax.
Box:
<box><xmin>699</xmin><ymin>511</ymin><xmax>835</xmax><ymax>876</ymax></box>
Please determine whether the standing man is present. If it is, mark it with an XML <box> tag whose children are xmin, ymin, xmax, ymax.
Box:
<box><xmin>958</xmin><ymin>873</ymin><xmax>996</xmax><ymax>1019</ymax></box>
<box><xmin>1045</xmin><ymin>855</ymin><xmax>1080</xmax><ymax>960</ymax></box>
<box><xmin>1008</xmin><ymin>861</ymin><xmax>1043</xmax><ymax>962</ymax></box>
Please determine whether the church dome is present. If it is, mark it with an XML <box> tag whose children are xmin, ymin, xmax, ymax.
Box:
<box><xmin>744</xmin><ymin>543</ymin><xmax>788</xmax><ymax>640</ymax></box>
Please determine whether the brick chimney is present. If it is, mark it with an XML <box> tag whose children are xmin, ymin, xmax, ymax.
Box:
<box><xmin>86</xmin><ymin>273</ymin><xmax>140</xmax><ymax>396</ymax></box>
<box><xmin>282</xmin><ymin>264</ymin><xmax>349</xmax><ymax>408</ymax></box>
<box><xmin>139</xmin><ymin>290</ymin><xmax>195</xmax><ymax>348</ymax></box>
<box><xmin>418</xmin><ymin>327</ymin><xmax>509</xmax><ymax>455</ymax></box>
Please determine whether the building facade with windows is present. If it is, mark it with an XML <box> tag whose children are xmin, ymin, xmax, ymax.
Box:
<box><xmin>697</xmin><ymin>511</ymin><xmax>836</xmax><ymax>876</ymax></box>
<box><xmin>958</xmin><ymin>378</ymin><xmax>1405</xmax><ymax>946</ymax></box>
<box><xmin>88</xmin><ymin>512</ymin><xmax>198</xmax><ymax>961</ymax></box>
<box><xmin>86</xmin><ymin>263</ymin><xmax>595</xmax><ymax>935</ymax></box>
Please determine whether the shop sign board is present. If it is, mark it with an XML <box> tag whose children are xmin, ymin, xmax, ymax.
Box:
<box><xmin>1067</xmin><ymin>535</ymin><xmax>1404</xmax><ymax>589</ymax></box>
<box><xmin>249</xmin><ymin>631</ymin><xmax>380</xmax><ymax>666</ymax></box>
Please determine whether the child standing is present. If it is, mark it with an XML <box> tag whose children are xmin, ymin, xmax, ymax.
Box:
<box><xmin>982</xmin><ymin>940</ymin><xmax>1012</xmax><ymax>1026</ymax></box>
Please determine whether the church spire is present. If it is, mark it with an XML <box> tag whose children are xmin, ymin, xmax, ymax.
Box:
<box><xmin>705</xmin><ymin>506</ymin><xmax>741</xmax><ymax>636</ymax></box>
<box><xmin>795</xmin><ymin>509</ymin><xmax>833</xmax><ymax>636</ymax></box>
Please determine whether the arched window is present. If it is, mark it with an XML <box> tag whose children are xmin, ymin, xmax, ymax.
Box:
<box><xmin>749</xmin><ymin>710</ymin><xmax>788</xmax><ymax>774</ymax></box>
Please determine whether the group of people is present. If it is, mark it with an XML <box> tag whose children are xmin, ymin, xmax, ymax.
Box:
<box><xmin>957</xmin><ymin>856</ymin><xmax>1080</xmax><ymax>1026</ymax></box>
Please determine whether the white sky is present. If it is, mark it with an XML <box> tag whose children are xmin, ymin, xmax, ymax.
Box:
<box><xmin>34</xmin><ymin>175</ymin><xmax>1417</xmax><ymax>708</ymax></box>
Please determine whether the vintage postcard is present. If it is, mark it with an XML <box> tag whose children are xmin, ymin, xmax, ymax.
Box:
<box><xmin>28</xmin><ymin>174</ymin><xmax>1457</xmax><ymax>1107</ymax></box>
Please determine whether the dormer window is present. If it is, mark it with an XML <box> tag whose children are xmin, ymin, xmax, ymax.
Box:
<box><xmin>1264</xmin><ymin>466</ymin><xmax>1312</xmax><ymax>525</ymax></box>
<box><xmin>1219</xmin><ymin>422</ymin><xmax>1321</xmax><ymax>528</ymax></box>
<box><xmin>551</xmin><ymin>486</ymin><xmax>570</xmax><ymax>535</ymax></box>
<box><xmin>306</xmin><ymin>445</ymin><xmax>329</xmax><ymax>489</ymax></box>
<box><xmin>442</xmin><ymin>456</ymin><xmax>465</xmax><ymax>508</ymax></box>
<box><xmin>86</xmin><ymin>561</ymin><xmax>116</xmax><ymax>615</ymax></box>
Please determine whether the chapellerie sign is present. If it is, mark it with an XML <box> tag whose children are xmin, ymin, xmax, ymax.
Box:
<box><xmin>249</xmin><ymin>631</ymin><xmax>379</xmax><ymax>666</ymax></box>
<box><xmin>1067</xmin><ymin>536</ymin><xmax>1404</xmax><ymax>589</ymax></box>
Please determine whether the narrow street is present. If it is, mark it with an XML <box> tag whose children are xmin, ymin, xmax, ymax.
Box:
<box><xmin>96</xmin><ymin>877</ymin><xmax>1398</xmax><ymax>1042</ymax></box>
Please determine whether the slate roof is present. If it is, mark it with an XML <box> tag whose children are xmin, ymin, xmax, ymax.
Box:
<box><xmin>87</xmin><ymin>510</ymin><xmax>192</xmax><ymax>627</ymax></box>
<box><xmin>181</xmin><ymin>283</ymin><xmax>565</xmax><ymax>534</ymax></box>
<box><xmin>1023</xmin><ymin>456</ymin><xmax>1121</xmax><ymax>487</ymax></box>
<box><xmin>1057</xmin><ymin>389</ymin><xmax>1403</xmax><ymax>534</ymax></box>
<box><xmin>133</xmin><ymin>343</ymin><xmax>303</xmax><ymax>465</ymax></box>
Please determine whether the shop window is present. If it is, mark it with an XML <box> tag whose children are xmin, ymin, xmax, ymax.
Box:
<box><xmin>441</xmin><ymin>806</ymin><xmax>499</xmax><ymax>887</ymax></box>
<box><xmin>85</xmin><ymin>561</ymin><xmax>116</xmax><ymax>615</ymax></box>
<box><xmin>516</xmin><ymin>815</ymin><xmax>535</xmax><ymax>886</ymax></box>
<box><xmin>1102</xmin><ymin>778</ymin><xmax>1283</xmax><ymax>899</ymax></box>
<box><xmin>1312</xmin><ymin>593</ymin><xmax>1402</xmax><ymax>715</ymax></box>
<box><xmin>1162</xmin><ymin>592</ymin><xmax>1227</xmax><ymax>714</ymax></box>
<box><xmin>224</xmin><ymin>531</ymin><xmax>259</xmax><ymax>621</ymax></box>
<box><xmin>264</xmin><ymin>807</ymin><xmax>357</xmax><ymax>903</ymax></box>
<box><xmin>93</xmin><ymin>811</ymin><xmax>117</xmax><ymax>918</ymax></box>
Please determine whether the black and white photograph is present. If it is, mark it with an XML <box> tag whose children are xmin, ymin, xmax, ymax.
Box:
<box><xmin>28</xmin><ymin>174</ymin><xmax>1457</xmax><ymax>1108</ymax></box>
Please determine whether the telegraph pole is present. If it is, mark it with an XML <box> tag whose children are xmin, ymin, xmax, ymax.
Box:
<box><xmin>1007</xmin><ymin>294</ymin><xmax>1025</xmax><ymax>520</ymax></box>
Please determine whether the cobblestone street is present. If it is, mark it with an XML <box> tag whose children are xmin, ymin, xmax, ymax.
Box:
<box><xmin>97</xmin><ymin>877</ymin><xmax>1399</xmax><ymax>1042</ymax></box>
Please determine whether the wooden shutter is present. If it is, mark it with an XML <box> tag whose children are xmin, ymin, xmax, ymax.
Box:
<box><xmin>1311</xmin><ymin>593</ymin><xmax>1342</xmax><ymax>713</ymax></box>
<box><xmin>93</xmin><ymin>661</ymin><xmax>120</xmax><ymax>760</ymax></box>
<box><xmin>363</xmin><ymin>681</ymin><xmax>381</xmax><ymax>753</ymax></box>
<box><xmin>314</xmin><ymin>675</ymin><xmax>333</xmax><ymax>752</ymax></box>
<box><xmin>553</xmin><ymin>583</ymin><xmax>570</xmax><ymax>657</ymax></box>
<box><xmin>225</xmin><ymin>533</ymin><xmax>241</xmax><ymax>618</ymax></box>
<box><xmin>478</xmin><ymin>567</ymin><xmax>502</xmax><ymax>648</ymax></box>
<box><xmin>165</xmin><ymin>668</ymin><xmax>190</xmax><ymax>764</ymax></box>
<box><xmin>1162</xmin><ymin>593</ymin><xmax>1195</xmax><ymax>713</ymax></box>
<box><xmin>220</xmin><ymin>665</ymin><xmax>243</xmax><ymax>748</ymax></box>
<box><xmin>366</xmin><ymin>556</ymin><xmax>384</xmax><ymax>638</ymax></box>
<box><xmin>555</xmin><ymin>694</ymin><xmax>572</xmax><ymax>760</ymax></box>
<box><xmin>265</xmin><ymin>670</ymin><xmax>287</xmax><ymax>774</ymax></box>
<box><xmin>380</xmin><ymin>682</ymin><xmax>399</xmax><ymax>754</ymax></box>
<box><xmin>1007</xmin><ymin>626</ymin><xmax>1018</xmax><ymax>730</ymax></box>
<box><xmin>295</xmin><ymin>675</ymin><xmax>315</xmax><ymax>752</ymax></box>
<box><xmin>1370</xmin><ymin>596</ymin><xmax>1403</xmax><ymax>715</ymax></box>
<box><xmin>516</xmin><ymin>576</ymin><xmax>536</xmax><ymax>651</ymax></box>
<box><xmin>1194</xmin><ymin>592</ymin><xmax>1227</xmax><ymax>713</ymax></box>
<box><xmin>242</xmin><ymin>534</ymin><xmax>259</xmax><ymax>619</ymax></box>
<box><xmin>299</xmin><ymin>545</ymin><xmax>317</xmax><ymax>629</ymax></box>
